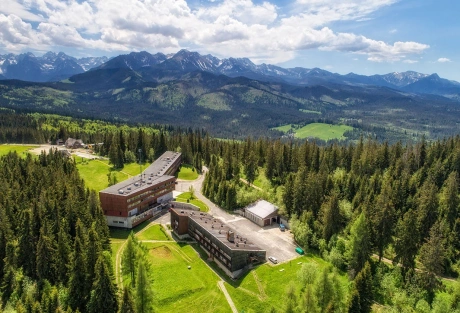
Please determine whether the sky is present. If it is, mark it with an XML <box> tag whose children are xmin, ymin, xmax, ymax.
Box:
<box><xmin>0</xmin><ymin>0</ymin><xmax>459</xmax><ymax>80</ymax></box>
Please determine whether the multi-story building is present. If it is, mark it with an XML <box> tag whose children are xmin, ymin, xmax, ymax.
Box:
<box><xmin>100</xmin><ymin>151</ymin><xmax>181</xmax><ymax>228</ymax></box>
<box><xmin>170</xmin><ymin>208</ymin><xmax>266</xmax><ymax>278</ymax></box>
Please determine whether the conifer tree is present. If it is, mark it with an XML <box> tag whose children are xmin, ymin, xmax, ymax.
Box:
<box><xmin>135</xmin><ymin>262</ymin><xmax>153</xmax><ymax>313</ymax></box>
<box><xmin>353</xmin><ymin>262</ymin><xmax>373</xmax><ymax>313</ymax></box>
<box><xmin>346</xmin><ymin>213</ymin><xmax>370</xmax><ymax>277</ymax></box>
<box><xmin>36</xmin><ymin>224</ymin><xmax>57</xmax><ymax>283</ymax></box>
<box><xmin>18</xmin><ymin>209</ymin><xmax>36</xmax><ymax>278</ymax></box>
<box><xmin>68</xmin><ymin>220</ymin><xmax>89</xmax><ymax>312</ymax></box>
<box><xmin>87</xmin><ymin>256</ymin><xmax>119</xmax><ymax>313</ymax></box>
<box><xmin>119</xmin><ymin>287</ymin><xmax>136</xmax><ymax>313</ymax></box>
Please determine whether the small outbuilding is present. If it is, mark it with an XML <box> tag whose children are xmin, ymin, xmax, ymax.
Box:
<box><xmin>65</xmin><ymin>137</ymin><xmax>84</xmax><ymax>149</ymax></box>
<box><xmin>244</xmin><ymin>200</ymin><xmax>279</xmax><ymax>227</ymax></box>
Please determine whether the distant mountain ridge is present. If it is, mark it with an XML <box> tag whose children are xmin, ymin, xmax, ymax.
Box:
<box><xmin>0</xmin><ymin>52</ymin><xmax>108</xmax><ymax>82</ymax></box>
<box><xmin>88</xmin><ymin>49</ymin><xmax>460</xmax><ymax>99</ymax></box>
<box><xmin>2</xmin><ymin>49</ymin><xmax>460</xmax><ymax>100</ymax></box>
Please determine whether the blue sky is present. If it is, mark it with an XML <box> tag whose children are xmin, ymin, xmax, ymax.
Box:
<box><xmin>0</xmin><ymin>0</ymin><xmax>458</xmax><ymax>80</ymax></box>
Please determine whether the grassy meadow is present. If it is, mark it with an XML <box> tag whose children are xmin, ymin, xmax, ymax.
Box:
<box><xmin>273</xmin><ymin>122</ymin><xmax>353</xmax><ymax>141</ymax></box>
<box><xmin>0</xmin><ymin>144</ymin><xmax>38</xmax><ymax>156</ymax></box>
<box><xmin>76</xmin><ymin>158</ymin><xmax>149</xmax><ymax>191</ymax></box>
<box><xmin>177</xmin><ymin>164</ymin><xmax>199</xmax><ymax>180</ymax></box>
<box><xmin>176</xmin><ymin>192</ymin><xmax>209</xmax><ymax>212</ymax></box>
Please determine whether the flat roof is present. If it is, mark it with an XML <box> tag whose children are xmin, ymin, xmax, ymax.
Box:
<box><xmin>246</xmin><ymin>200</ymin><xmax>278</xmax><ymax>219</ymax></box>
<box><xmin>173</xmin><ymin>209</ymin><xmax>264</xmax><ymax>252</ymax></box>
<box><xmin>100</xmin><ymin>151</ymin><xmax>181</xmax><ymax>196</ymax></box>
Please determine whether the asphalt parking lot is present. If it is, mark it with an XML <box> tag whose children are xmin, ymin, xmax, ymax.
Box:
<box><xmin>225</xmin><ymin>217</ymin><xmax>299</xmax><ymax>264</ymax></box>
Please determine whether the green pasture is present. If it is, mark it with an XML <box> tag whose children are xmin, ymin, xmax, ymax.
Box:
<box><xmin>75</xmin><ymin>159</ymin><xmax>149</xmax><ymax>192</ymax></box>
<box><xmin>176</xmin><ymin>192</ymin><xmax>209</xmax><ymax>212</ymax></box>
<box><xmin>136</xmin><ymin>242</ymin><xmax>230</xmax><ymax>313</ymax></box>
<box><xmin>226</xmin><ymin>254</ymin><xmax>349</xmax><ymax>312</ymax></box>
<box><xmin>273</xmin><ymin>122</ymin><xmax>353</xmax><ymax>141</ymax></box>
<box><xmin>0</xmin><ymin>144</ymin><xmax>38</xmax><ymax>156</ymax></box>
<box><xmin>177</xmin><ymin>164</ymin><xmax>199</xmax><ymax>180</ymax></box>
<box><xmin>136</xmin><ymin>224</ymin><xmax>170</xmax><ymax>241</ymax></box>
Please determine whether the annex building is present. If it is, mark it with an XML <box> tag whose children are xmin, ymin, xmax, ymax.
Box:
<box><xmin>244</xmin><ymin>200</ymin><xmax>279</xmax><ymax>227</ymax></box>
<box><xmin>170</xmin><ymin>208</ymin><xmax>266</xmax><ymax>278</ymax></box>
<box><xmin>100</xmin><ymin>151</ymin><xmax>181</xmax><ymax>229</ymax></box>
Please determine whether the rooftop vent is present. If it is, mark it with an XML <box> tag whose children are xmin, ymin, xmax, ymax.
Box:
<box><xmin>119</xmin><ymin>190</ymin><xmax>124</xmax><ymax>194</ymax></box>
<box><xmin>127</xmin><ymin>187</ymin><xmax>131</xmax><ymax>190</ymax></box>
<box><xmin>134</xmin><ymin>182</ymin><xmax>139</xmax><ymax>187</ymax></box>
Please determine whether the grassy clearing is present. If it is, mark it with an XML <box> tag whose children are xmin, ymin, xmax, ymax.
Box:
<box><xmin>136</xmin><ymin>224</ymin><xmax>170</xmax><ymax>241</ymax></box>
<box><xmin>0</xmin><ymin>144</ymin><xmax>38</xmax><ymax>156</ymax></box>
<box><xmin>176</xmin><ymin>192</ymin><xmax>209</xmax><ymax>212</ymax></box>
<box><xmin>75</xmin><ymin>159</ymin><xmax>149</xmax><ymax>192</ymax></box>
<box><xmin>226</xmin><ymin>254</ymin><xmax>349</xmax><ymax>312</ymax></box>
<box><xmin>177</xmin><ymin>164</ymin><xmax>199</xmax><ymax>180</ymax></box>
<box><xmin>140</xmin><ymin>242</ymin><xmax>230</xmax><ymax>313</ymax></box>
<box><xmin>300</xmin><ymin>109</ymin><xmax>322</xmax><ymax>114</ymax></box>
<box><xmin>273</xmin><ymin>122</ymin><xmax>353</xmax><ymax>141</ymax></box>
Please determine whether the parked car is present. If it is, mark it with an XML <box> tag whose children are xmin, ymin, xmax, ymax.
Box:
<box><xmin>279</xmin><ymin>223</ymin><xmax>286</xmax><ymax>231</ymax></box>
<box><xmin>268</xmin><ymin>256</ymin><xmax>278</xmax><ymax>264</ymax></box>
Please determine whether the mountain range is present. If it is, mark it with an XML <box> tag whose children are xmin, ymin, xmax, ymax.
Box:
<box><xmin>1</xmin><ymin>49</ymin><xmax>460</xmax><ymax>140</ymax></box>
<box><xmin>0</xmin><ymin>52</ymin><xmax>108</xmax><ymax>82</ymax></box>
<box><xmin>1</xmin><ymin>50</ymin><xmax>460</xmax><ymax>100</ymax></box>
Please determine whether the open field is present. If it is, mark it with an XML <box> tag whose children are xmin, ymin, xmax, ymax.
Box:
<box><xmin>226</xmin><ymin>254</ymin><xmax>349</xmax><ymax>312</ymax></box>
<box><xmin>176</xmin><ymin>192</ymin><xmax>209</xmax><ymax>212</ymax></box>
<box><xmin>177</xmin><ymin>164</ymin><xmax>199</xmax><ymax>180</ymax></box>
<box><xmin>0</xmin><ymin>144</ymin><xmax>39</xmax><ymax>156</ymax></box>
<box><xmin>136</xmin><ymin>224</ymin><xmax>170</xmax><ymax>241</ymax></box>
<box><xmin>76</xmin><ymin>159</ymin><xmax>149</xmax><ymax>192</ymax></box>
<box><xmin>273</xmin><ymin>122</ymin><xmax>353</xmax><ymax>140</ymax></box>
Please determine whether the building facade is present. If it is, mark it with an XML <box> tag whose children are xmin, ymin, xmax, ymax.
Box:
<box><xmin>244</xmin><ymin>200</ymin><xmax>279</xmax><ymax>227</ymax></box>
<box><xmin>170</xmin><ymin>208</ymin><xmax>266</xmax><ymax>278</ymax></box>
<box><xmin>100</xmin><ymin>151</ymin><xmax>181</xmax><ymax>228</ymax></box>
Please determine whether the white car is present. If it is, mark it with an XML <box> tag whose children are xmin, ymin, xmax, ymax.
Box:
<box><xmin>268</xmin><ymin>256</ymin><xmax>278</xmax><ymax>264</ymax></box>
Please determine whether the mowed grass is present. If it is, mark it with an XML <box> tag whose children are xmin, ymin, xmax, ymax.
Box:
<box><xmin>226</xmin><ymin>254</ymin><xmax>349</xmax><ymax>312</ymax></box>
<box><xmin>176</xmin><ymin>192</ymin><xmax>209</xmax><ymax>212</ymax></box>
<box><xmin>140</xmin><ymin>242</ymin><xmax>230</xmax><ymax>313</ymax></box>
<box><xmin>0</xmin><ymin>144</ymin><xmax>38</xmax><ymax>156</ymax></box>
<box><xmin>76</xmin><ymin>159</ymin><xmax>149</xmax><ymax>192</ymax></box>
<box><xmin>177</xmin><ymin>164</ymin><xmax>199</xmax><ymax>180</ymax></box>
<box><xmin>136</xmin><ymin>224</ymin><xmax>170</xmax><ymax>241</ymax></box>
<box><xmin>273</xmin><ymin>123</ymin><xmax>353</xmax><ymax>141</ymax></box>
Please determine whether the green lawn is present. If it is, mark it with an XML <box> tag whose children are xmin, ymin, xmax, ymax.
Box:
<box><xmin>176</xmin><ymin>192</ymin><xmax>209</xmax><ymax>212</ymax></box>
<box><xmin>136</xmin><ymin>224</ymin><xmax>170</xmax><ymax>241</ymax></box>
<box><xmin>76</xmin><ymin>159</ymin><xmax>149</xmax><ymax>192</ymax></box>
<box><xmin>273</xmin><ymin>123</ymin><xmax>353</xmax><ymax>141</ymax></box>
<box><xmin>226</xmin><ymin>254</ymin><xmax>349</xmax><ymax>312</ymax></box>
<box><xmin>177</xmin><ymin>164</ymin><xmax>199</xmax><ymax>180</ymax></box>
<box><xmin>140</xmin><ymin>242</ymin><xmax>230</xmax><ymax>313</ymax></box>
<box><xmin>0</xmin><ymin>144</ymin><xmax>38</xmax><ymax>156</ymax></box>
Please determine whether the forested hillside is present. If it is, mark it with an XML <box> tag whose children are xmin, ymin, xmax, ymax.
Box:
<box><xmin>0</xmin><ymin>150</ymin><xmax>114</xmax><ymax>312</ymax></box>
<box><xmin>201</xmin><ymin>136</ymin><xmax>460</xmax><ymax>312</ymax></box>
<box><xmin>1</xmin><ymin>110</ymin><xmax>460</xmax><ymax>312</ymax></box>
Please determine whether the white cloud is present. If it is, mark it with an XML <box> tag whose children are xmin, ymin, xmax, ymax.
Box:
<box><xmin>437</xmin><ymin>57</ymin><xmax>451</xmax><ymax>63</ymax></box>
<box><xmin>0</xmin><ymin>0</ymin><xmax>429</xmax><ymax>65</ymax></box>
<box><xmin>389</xmin><ymin>28</ymin><xmax>397</xmax><ymax>34</ymax></box>
<box><xmin>403</xmin><ymin>59</ymin><xmax>418</xmax><ymax>64</ymax></box>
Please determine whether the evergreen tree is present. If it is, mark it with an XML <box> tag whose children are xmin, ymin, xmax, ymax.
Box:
<box><xmin>320</xmin><ymin>192</ymin><xmax>341</xmax><ymax>242</ymax></box>
<box><xmin>36</xmin><ymin>224</ymin><xmax>57</xmax><ymax>283</ymax></box>
<box><xmin>87</xmin><ymin>256</ymin><xmax>119</xmax><ymax>313</ymax></box>
<box><xmin>68</xmin><ymin>221</ymin><xmax>89</xmax><ymax>312</ymax></box>
<box><xmin>119</xmin><ymin>287</ymin><xmax>136</xmax><ymax>313</ymax></box>
<box><xmin>419</xmin><ymin>221</ymin><xmax>447</xmax><ymax>276</ymax></box>
<box><xmin>353</xmin><ymin>262</ymin><xmax>373</xmax><ymax>313</ymax></box>
<box><xmin>135</xmin><ymin>262</ymin><xmax>153</xmax><ymax>313</ymax></box>
<box><xmin>244</xmin><ymin>151</ymin><xmax>258</xmax><ymax>185</ymax></box>
<box><xmin>346</xmin><ymin>213</ymin><xmax>370</xmax><ymax>277</ymax></box>
<box><xmin>122</xmin><ymin>232</ymin><xmax>138</xmax><ymax>287</ymax></box>
<box><xmin>394</xmin><ymin>210</ymin><xmax>419</xmax><ymax>271</ymax></box>
<box><xmin>18</xmin><ymin>209</ymin><xmax>36</xmax><ymax>278</ymax></box>
<box><xmin>348</xmin><ymin>290</ymin><xmax>361</xmax><ymax>313</ymax></box>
